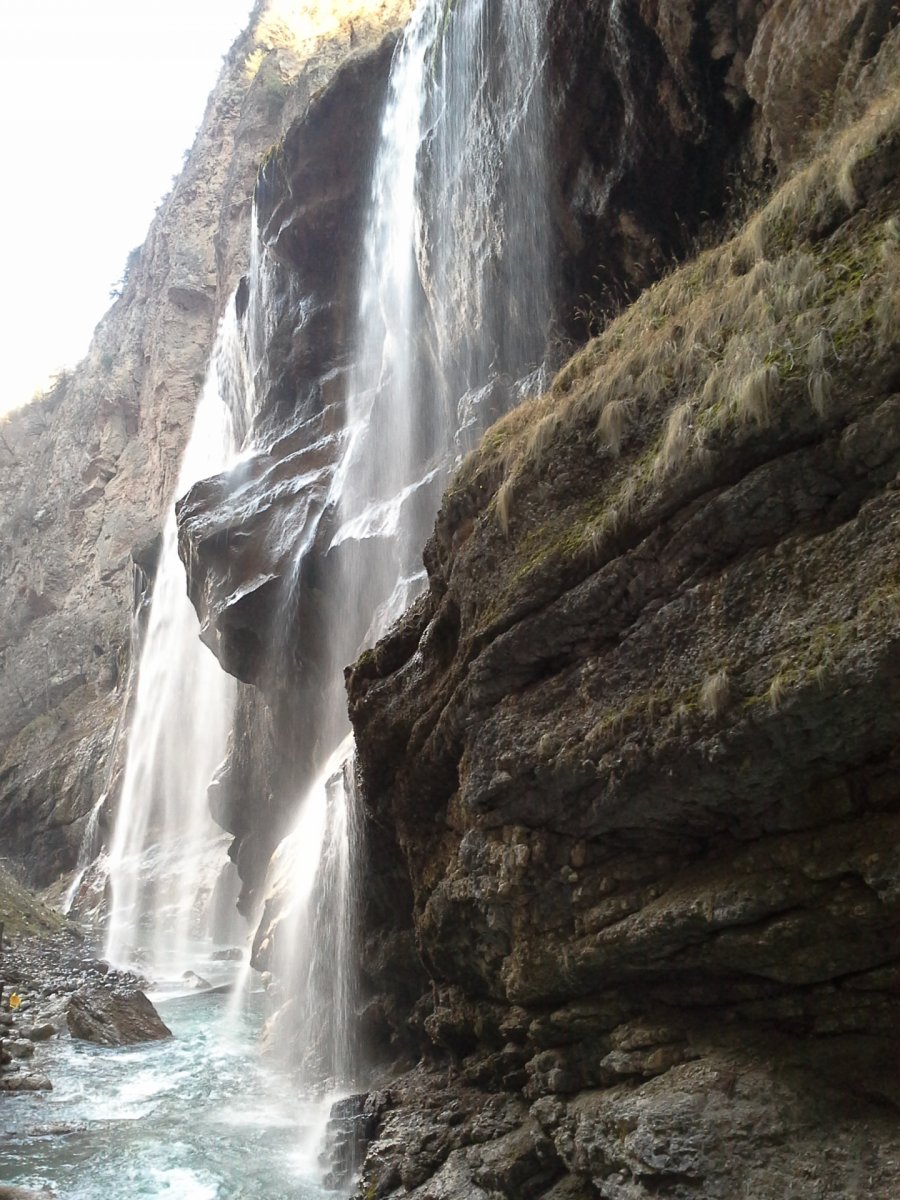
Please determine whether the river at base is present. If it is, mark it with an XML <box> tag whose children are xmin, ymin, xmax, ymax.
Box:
<box><xmin>0</xmin><ymin>982</ymin><xmax>338</xmax><ymax>1199</ymax></box>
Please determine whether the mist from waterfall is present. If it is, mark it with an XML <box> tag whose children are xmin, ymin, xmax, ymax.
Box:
<box><xmin>261</xmin><ymin>0</ymin><xmax>552</xmax><ymax>1091</ymax></box>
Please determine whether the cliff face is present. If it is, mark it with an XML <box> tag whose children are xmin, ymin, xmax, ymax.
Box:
<box><xmin>177</xmin><ymin>22</ymin><xmax>414</xmax><ymax>915</ymax></box>
<box><xmin>342</xmin><ymin>11</ymin><xmax>900</xmax><ymax>1200</ymax></box>
<box><xmin>174</xmin><ymin>0</ymin><xmax>806</xmax><ymax>918</ymax></box>
<box><xmin>0</xmin><ymin>0</ymin><xmax>412</xmax><ymax>885</ymax></box>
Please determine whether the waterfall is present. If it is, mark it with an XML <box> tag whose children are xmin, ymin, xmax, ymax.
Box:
<box><xmin>258</xmin><ymin>0</ymin><xmax>552</xmax><ymax>1091</ymax></box>
<box><xmin>103</xmin><ymin>194</ymin><xmax>290</xmax><ymax>977</ymax></box>
<box><xmin>104</xmin><ymin>345</ymin><xmax>240</xmax><ymax>975</ymax></box>
<box><xmin>63</xmin><ymin>791</ymin><xmax>106</xmax><ymax>916</ymax></box>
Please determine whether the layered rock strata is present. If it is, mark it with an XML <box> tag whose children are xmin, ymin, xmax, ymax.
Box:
<box><xmin>345</xmin><ymin>25</ymin><xmax>900</xmax><ymax>1200</ymax></box>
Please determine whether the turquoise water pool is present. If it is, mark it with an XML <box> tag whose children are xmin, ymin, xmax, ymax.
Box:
<box><xmin>0</xmin><ymin>987</ymin><xmax>338</xmax><ymax>1199</ymax></box>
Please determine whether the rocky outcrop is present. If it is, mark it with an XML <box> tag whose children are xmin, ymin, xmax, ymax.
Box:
<box><xmin>0</xmin><ymin>868</ymin><xmax>157</xmax><ymax>1090</ymax></box>
<box><xmin>178</xmin><ymin>33</ymin><xmax>404</xmax><ymax>693</ymax></box>
<box><xmin>345</xmin><ymin>19</ymin><xmax>900</xmax><ymax>1200</ymax></box>
<box><xmin>176</xmin><ymin>20</ymin><xmax>413</xmax><ymax>917</ymax></box>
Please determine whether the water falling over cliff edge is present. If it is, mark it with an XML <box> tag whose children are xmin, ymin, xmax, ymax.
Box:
<box><xmin>176</xmin><ymin>0</ymin><xmax>556</xmax><ymax>1094</ymax></box>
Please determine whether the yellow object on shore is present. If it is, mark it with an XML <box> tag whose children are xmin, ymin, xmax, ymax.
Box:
<box><xmin>8</xmin><ymin>993</ymin><xmax>21</xmax><ymax>1009</ymax></box>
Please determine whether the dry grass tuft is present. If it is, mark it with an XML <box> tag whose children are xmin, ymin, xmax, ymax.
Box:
<box><xmin>526</xmin><ymin>411</ymin><xmax>560</xmax><ymax>465</ymax></box>
<box><xmin>735</xmin><ymin>213</ymin><xmax>767</xmax><ymax>269</ymax></box>
<box><xmin>733</xmin><ymin>365</ymin><xmax>779</xmax><ymax>427</ymax></box>
<box><xmin>656</xmin><ymin>402</ymin><xmax>694</xmax><ymax>475</ymax></box>
<box><xmin>454</xmin><ymin>56</ymin><xmax>900</xmax><ymax>582</ymax></box>
<box><xmin>808</xmin><ymin>369</ymin><xmax>832</xmax><ymax>417</ymax></box>
<box><xmin>600</xmin><ymin>474</ymin><xmax>641</xmax><ymax>539</ymax></box>
<box><xmin>597</xmin><ymin>397</ymin><xmax>630</xmax><ymax>456</ymax></box>
<box><xmin>767</xmin><ymin>672</ymin><xmax>788</xmax><ymax>713</ymax></box>
<box><xmin>836</xmin><ymin>158</ymin><xmax>859</xmax><ymax>211</ymax></box>
<box><xmin>806</xmin><ymin>328</ymin><xmax>833</xmax><ymax>415</ymax></box>
<box><xmin>700</xmin><ymin>668</ymin><xmax>732</xmax><ymax>717</ymax></box>
<box><xmin>495</xmin><ymin>476</ymin><xmax>515</xmax><ymax>537</ymax></box>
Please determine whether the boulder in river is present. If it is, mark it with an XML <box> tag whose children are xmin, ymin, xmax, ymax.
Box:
<box><xmin>0</xmin><ymin>1070</ymin><xmax>52</xmax><ymax>1092</ymax></box>
<box><xmin>181</xmin><ymin>970</ymin><xmax>211</xmax><ymax>990</ymax></box>
<box><xmin>6</xmin><ymin>1039</ymin><xmax>35</xmax><ymax>1059</ymax></box>
<box><xmin>26</xmin><ymin>1022</ymin><xmax>57</xmax><ymax>1041</ymax></box>
<box><xmin>0</xmin><ymin>1187</ymin><xmax>57</xmax><ymax>1198</ymax></box>
<box><xmin>66</xmin><ymin>987</ymin><xmax>171</xmax><ymax>1046</ymax></box>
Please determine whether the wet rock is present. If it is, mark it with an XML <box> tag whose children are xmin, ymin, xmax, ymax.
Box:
<box><xmin>211</xmin><ymin>947</ymin><xmax>243</xmax><ymax>961</ymax></box>
<box><xmin>323</xmin><ymin>1092</ymin><xmax>388</xmax><ymax>1189</ymax></box>
<box><xmin>181</xmin><ymin>971</ymin><xmax>211</xmax><ymax>990</ymax></box>
<box><xmin>25</xmin><ymin>1123</ymin><xmax>85</xmax><ymax>1137</ymax></box>
<box><xmin>5</xmin><ymin>1039</ymin><xmax>35</xmax><ymax>1059</ymax></box>
<box><xmin>27</xmin><ymin>1023</ymin><xmax>57</xmax><ymax>1041</ymax></box>
<box><xmin>0</xmin><ymin>1070</ymin><xmax>52</xmax><ymax>1092</ymax></box>
<box><xmin>0</xmin><ymin>1188</ymin><xmax>58</xmax><ymax>1198</ymax></box>
<box><xmin>66</xmin><ymin>987</ymin><xmax>172</xmax><ymax>1046</ymax></box>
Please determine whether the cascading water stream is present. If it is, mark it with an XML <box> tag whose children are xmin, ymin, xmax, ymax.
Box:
<box><xmin>62</xmin><ymin>791</ymin><xmax>105</xmax><ymax>915</ymax></box>
<box><xmin>104</xmin><ymin>199</ymin><xmax>286</xmax><ymax>979</ymax></box>
<box><xmin>104</xmin><ymin>340</ymin><xmax>242</xmax><ymax>976</ymax></box>
<box><xmin>258</xmin><ymin>0</ymin><xmax>553</xmax><ymax>1098</ymax></box>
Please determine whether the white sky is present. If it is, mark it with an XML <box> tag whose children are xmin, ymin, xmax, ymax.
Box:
<box><xmin>0</xmin><ymin>0</ymin><xmax>255</xmax><ymax>415</ymax></box>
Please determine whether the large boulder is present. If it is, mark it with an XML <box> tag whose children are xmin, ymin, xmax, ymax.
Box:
<box><xmin>66</xmin><ymin>987</ymin><xmax>171</xmax><ymax>1047</ymax></box>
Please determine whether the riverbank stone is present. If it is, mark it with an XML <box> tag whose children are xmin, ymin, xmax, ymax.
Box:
<box><xmin>66</xmin><ymin>987</ymin><xmax>172</xmax><ymax>1046</ymax></box>
<box><xmin>26</xmin><ymin>1022</ymin><xmax>57</xmax><ymax>1041</ymax></box>
<box><xmin>0</xmin><ymin>1070</ymin><xmax>52</xmax><ymax>1092</ymax></box>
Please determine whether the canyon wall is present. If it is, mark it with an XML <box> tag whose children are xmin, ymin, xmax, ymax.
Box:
<box><xmin>343</xmin><ymin>10</ymin><xmax>900</xmax><ymax>1199</ymax></box>
<box><xmin>0</xmin><ymin>0</ymin><xmax>411</xmax><ymax>884</ymax></box>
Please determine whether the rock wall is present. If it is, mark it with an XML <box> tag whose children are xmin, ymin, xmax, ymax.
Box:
<box><xmin>342</xmin><ymin>9</ymin><xmax>900</xmax><ymax>1200</ymax></box>
<box><xmin>176</xmin><ymin>0</ymin><xmax>830</xmax><ymax>916</ymax></box>
<box><xmin>0</xmin><ymin>0</ymin><xmax>412</xmax><ymax>885</ymax></box>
